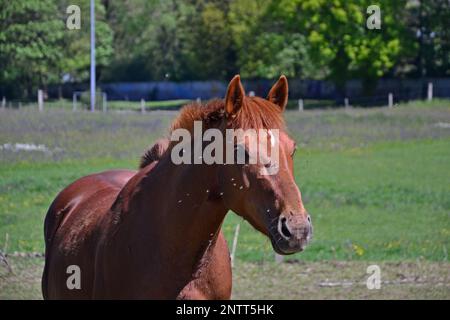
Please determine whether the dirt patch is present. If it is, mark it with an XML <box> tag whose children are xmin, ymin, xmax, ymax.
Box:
<box><xmin>232</xmin><ymin>260</ymin><xmax>450</xmax><ymax>299</ymax></box>
<box><xmin>1</xmin><ymin>256</ymin><xmax>448</xmax><ymax>299</ymax></box>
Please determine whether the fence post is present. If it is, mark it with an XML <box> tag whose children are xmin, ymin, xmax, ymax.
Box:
<box><xmin>427</xmin><ymin>82</ymin><xmax>433</xmax><ymax>102</ymax></box>
<box><xmin>230</xmin><ymin>224</ymin><xmax>240</xmax><ymax>268</ymax></box>
<box><xmin>102</xmin><ymin>93</ymin><xmax>107</xmax><ymax>112</ymax></box>
<box><xmin>248</xmin><ymin>91</ymin><xmax>255</xmax><ymax>97</ymax></box>
<box><xmin>1</xmin><ymin>97</ymin><xmax>5</xmax><ymax>109</ymax></box>
<box><xmin>196</xmin><ymin>97</ymin><xmax>201</xmax><ymax>104</ymax></box>
<box><xmin>388</xmin><ymin>93</ymin><xmax>393</xmax><ymax>108</ymax></box>
<box><xmin>72</xmin><ymin>93</ymin><xmax>77</xmax><ymax>111</ymax></box>
<box><xmin>344</xmin><ymin>97</ymin><xmax>350</xmax><ymax>109</ymax></box>
<box><xmin>38</xmin><ymin>89</ymin><xmax>44</xmax><ymax>111</ymax></box>
<box><xmin>141</xmin><ymin>99</ymin><xmax>146</xmax><ymax>114</ymax></box>
<box><xmin>298</xmin><ymin>99</ymin><xmax>304</xmax><ymax>111</ymax></box>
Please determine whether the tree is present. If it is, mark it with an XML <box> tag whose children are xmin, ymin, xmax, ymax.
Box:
<box><xmin>104</xmin><ymin>0</ymin><xmax>240</xmax><ymax>81</ymax></box>
<box><xmin>404</xmin><ymin>0</ymin><xmax>450</xmax><ymax>78</ymax></box>
<box><xmin>1</xmin><ymin>0</ymin><xmax>446</xmax><ymax>96</ymax></box>
<box><xmin>228</xmin><ymin>0</ymin><xmax>320</xmax><ymax>80</ymax></box>
<box><xmin>184</xmin><ymin>1</ymin><xmax>235</xmax><ymax>80</ymax></box>
<box><xmin>57</xmin><ymin>0</ymin><xmax>113</xmax><ymax>83</ymax></box>
<box><xmin>276</xmin><ymin>0</ymin><xmax>411</xmax><ymax>94</ymax></box>
<box><xmin>101</xmin><ymin>0</ymin><xmax>157</xmax><ymax>81</ymax></box>
<box><xmin>0</xmin><ymin>0</ymin><xmax>64</xmax><ymax>98</ymax></box>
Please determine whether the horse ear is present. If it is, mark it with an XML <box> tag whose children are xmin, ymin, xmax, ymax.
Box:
<box><xmin>267</xmin><ymin>75</ymin><xmax>289</xmax><ymax>111</ymax></box>
<box><xmin>225</xmin><ymin>75</ymin><xmax>245</xmax><ymax>116</ymax></box>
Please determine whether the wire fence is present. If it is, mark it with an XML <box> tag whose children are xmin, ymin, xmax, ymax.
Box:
<box><xmin>1</xmin><ymin>82</ymin><xmax>449</xmax><ymax>113</ymax></box>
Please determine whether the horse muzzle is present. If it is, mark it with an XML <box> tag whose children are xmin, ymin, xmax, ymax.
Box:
<box><xmin>270</xmin><ymin>213</ymin><xmax>312</xmax><ymax>255</ymax></box>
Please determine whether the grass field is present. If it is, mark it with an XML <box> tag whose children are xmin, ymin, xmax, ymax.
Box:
<box><xmin>1</xmin><ymin>100</ymin><xmax>449</xmax><ymax>299</ymax></box>
<box><xmin>11</xmin><ymin>99</ymin><xmax>192</xmax><ymax>111</ymax></box>
<box><xmin>1</xmin><ymin>256</ymin><xmax>448</xmax><ymax>299</ymax></box>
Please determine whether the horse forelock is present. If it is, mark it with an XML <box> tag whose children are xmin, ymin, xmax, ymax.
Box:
<box><xmin>170</xmin><ymin>97</ymin><xmax>284</xmax><ymax>134</ymax></box>
<box><xmin>139</xmin><ymin>97</ymin><xmax>285</xmax><ymax>168</ymax></box>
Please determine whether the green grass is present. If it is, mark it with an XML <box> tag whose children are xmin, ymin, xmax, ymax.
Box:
<box><xmin>397</xmin><ymin>98</ymin><xmax>450</xmax><ymax>109</ymax></box>
<box><xmin>0</xmin><ymin>101</ymin><xmax>449</xmax><ymax>262</ymax></box>
<box><xmin>224</xmin><ymin>139</ymin><xmax>450</xmax><ymax>261</ymax></box>
<box><xmin>106</xmin><ymin>99</ymin><xmax>191</xmax><ymax>110</ymax></box>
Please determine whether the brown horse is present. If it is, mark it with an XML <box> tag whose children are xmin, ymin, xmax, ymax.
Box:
<box><xmin>42</xmin><ymin>75</ymin><xmax>312</xmax><ymax>299</ymax></box>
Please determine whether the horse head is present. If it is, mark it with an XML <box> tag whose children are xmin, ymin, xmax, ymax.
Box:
<box><xmin>218</xmin><ymin>75</ymin><xmax>312</xmax><ymax>254</ymax></box>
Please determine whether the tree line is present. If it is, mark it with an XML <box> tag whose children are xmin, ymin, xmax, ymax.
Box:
<box><xmin>0</xmin><ymin>0</ymin><xmax>449</xmax><ymax>99</ymax></box>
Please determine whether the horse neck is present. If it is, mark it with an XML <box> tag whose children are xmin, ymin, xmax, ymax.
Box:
<box><xmin>130</xmin><ymin>157</ymin><xmax>228</xmax><ymax>271</ymax></box>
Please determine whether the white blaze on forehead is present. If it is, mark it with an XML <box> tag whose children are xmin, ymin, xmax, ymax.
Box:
<box><xmin>258</xmin><ymin>129</ymin><xmax>280</xmax><ymax>176</ymax></box>
<box><xmin>269</xmin><ymin>130</ymin><xmax>276</xmax><ymax>148</ymax></box>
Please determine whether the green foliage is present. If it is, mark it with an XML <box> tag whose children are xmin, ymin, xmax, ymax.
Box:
<box><xmin>0</xmin><ymin>0</ymin><xmax>64</xmax><ymax>96</ymax></box>
<box><xmin>0</xmin><ymin>0</ymin><xmax>448</xmax><ymax>97</ymax></box>
<box><xmin>56</xmin><ymin>0</ymin><xmax>113</xmax><ymax>82</ymax></box>
<box><xmin>404</xmin><ymin>0</ymin><xmax>450</xmax><ymax>77</ymax></box>
<box><xmin>100</xmin><ymin>0</ymin><xmax>434</xmax><ymax>93</ymax></box>
<box><xmin>229</xmin><ymin>0</ymin><xmax>317</xmax><ymax>79</ymax></box>
<box><xmin>0</xmin><ymin>0</ymin><xmax>113</xmax><ymax>98</ymax></box>
<box><xmin>275</xmin><ymin>0</ymin><xmax>411</xmax><ymax>93</ymax></box>
<box><xmin>103</xmin><ymin>0</ymin><xmax>197</xmax><ymax>81</ymax></box>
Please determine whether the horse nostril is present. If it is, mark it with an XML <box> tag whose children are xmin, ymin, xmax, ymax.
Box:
<box><xmin>280</xmin><ymin>217</ymin><xmax>292</xmax><ymax>239</ymax></box>
<box><xmin>307</xmin><ymin>215</ymin><xmax>311</xmax><ymax>223</ymax></box>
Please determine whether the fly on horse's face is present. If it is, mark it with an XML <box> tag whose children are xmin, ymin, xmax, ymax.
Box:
<box><xmin>219</xmin><ymin>75</ymin><xmax>312</xmax><ymax>255</ymax></box>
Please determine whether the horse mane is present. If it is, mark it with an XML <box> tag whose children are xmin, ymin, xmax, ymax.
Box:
<box><xmin>139</xmin><ymin>97</ymin><xmax>285</xmax><ymax>169</ymax></box>
<box><xmin>139</xmin><ymin>138</ymin><xmax>170</xmax><ymax>169</ymax></box>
